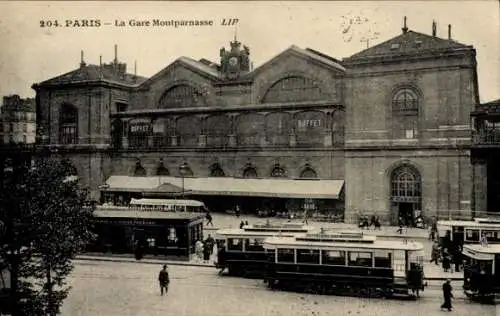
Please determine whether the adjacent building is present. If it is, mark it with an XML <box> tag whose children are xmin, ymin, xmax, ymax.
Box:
<box><xmin>1</xmin><ymin>95</ymin><xmax>36</xmax><ymax>144</ymax></box>
<box><xmin>471</xmin><ymin>99</ymin><xmax>500</xmax><ymax>215</ymax></box>
<box><xmin>32</xmin><ymin>20</ymin><xmax>480</xmax><ymax>224</ymax></box>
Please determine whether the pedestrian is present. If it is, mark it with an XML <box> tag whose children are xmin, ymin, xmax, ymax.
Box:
<box><xmin>239</xmin><ymin>220</ymin><xmax>245</xmax><ymax>229</ymax></box>
<box><xmin>205</xmin><ymin>234</ymin><xmax>215</xmax><ymax>255</ymax></box>
<box><xmin>396</xmin><ymin>216</ymin><xmax>404</xmax><ymax>234</ymax></box>
<box><xmin>195</xmin><ymin>239</ymin><xmax>203</xmax><ymax>261</ymax></box>
<box><xmin>244</xmin><ymin>220</ymin><xmax>249</xmax><ymax>226</ymax></box>
<box><xmin>158</xmin><ymin>264</ymin><xmax>170</xmax><ymax>296</ymax></box>
<box><xmin>235</xmin><ymin>205</ymin><xmax>240</xmax><ymax>218</ymax></box>
<box><xmin>430</xmin><ymin>242</ymin><xmax>440</xmax><ymax>265</ymax></box>
<box><xmin>203</xmin><ymin>240</ymin><xmax>211</xmax><ymax>263</ymax></box>
<box><xmin>441</xmin><ymin>279</ymin><xmax>453</xmax><ymax>311</ymax></box>
<box><xmin>442</xmin><ymin>249</ymin><xmax>451</xmax><ymax>272</ymax></box>
<box><xmin>205</xmin><ymin>211</ymin><xmax>213</xmax><ymax>226</ymax></box>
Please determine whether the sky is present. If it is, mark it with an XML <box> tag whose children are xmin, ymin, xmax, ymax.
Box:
<box><xmin>0</xmin><ymin>1</ymin><xmax>498</xmax><ymax>102</ymax></box>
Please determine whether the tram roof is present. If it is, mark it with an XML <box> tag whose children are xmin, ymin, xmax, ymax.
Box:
<box><xmin>463</xmin><ymin>244</ymin><xmax>500</xmax><ymax>255</ymax></box>
<box><xmin>93</xmin><ymin>209</ymin><xmax>204</xmax><ymax>220</ymax></box>
<box><xmin>130</xmin><ymin>198</ymin><xmax>205</xmax><ymax>207</ymax></box>
<box><xmin>263</xmin><ymin>236</ymin><xmax>423</xmax><ymax>251</ymax></box>
<box><xmin>437</xmin><ymin>219</ymin><xmax>500</xmax><ymax>228</ymax></box>
<box><xmin>215</xmin><ymin>227</ymin><xmax>313</xmax><ymax>238</ymax></box>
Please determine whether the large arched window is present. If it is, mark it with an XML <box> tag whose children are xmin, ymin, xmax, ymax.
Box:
<box><xmin>392</xmin><ymin>88</ymin><xmax>419</xmax><ymax>114</ymax></box>
<box><xmin>300</xmin><ymin>166</ymin><xmax>318</xmax><ymax>179</ymax></box>
<box><xmin>270</xmin><ymin>164</ymin><xmax>286</xmax><ymax>178</ymax></box>
<box><xmin>392</xmin><ymin>87</ymin><xmax>420</xmax><ymax>139</ymax></box>
<box><xmin>59</xmin><ymin>103</ymin><xmax>78</xmax><ymax>144</ymax></box>
<box><xmin>210</xmin><ymin>163</ymin><xmax>225</xmax><ymax>177</ymax></box>
<box><xmin>243</xmin><ymin>166</ymin><xmax>258</xmax><ymax>178</ymax></box>
<box><xmin>390</xmin><ymin>165</ymin><xmax>421</xmax><ymax>202</ymax></box>
<box><xmin>156</xmin><ymin>160</ymin><xmax>170</xmax><ymax>176</ymax></box>
<box><xmin>134</xmin><ymin>161</ymin><xmax>147</xmax><ymax>176</ymax></box>
<box><xmin>261</xmin><ymin>76</ymin><xmax>323</xmax><ymax>103</ymax></box>
<box><xmin>159</xmin><ymin>84</ymin><xmax>205</xmax><ymax>108</ymax></box>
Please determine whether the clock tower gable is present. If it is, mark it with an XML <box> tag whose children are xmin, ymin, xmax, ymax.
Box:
<box><xmin>220</xmin><ymin>37</ymin><xmax>251</xmax><ymax>80</ymax></box>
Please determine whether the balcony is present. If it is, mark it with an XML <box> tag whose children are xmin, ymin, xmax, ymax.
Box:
<box><xmin>473</xmin><ymin>130</ymin><xmax>500</xmax><ymax>146</ymax></box>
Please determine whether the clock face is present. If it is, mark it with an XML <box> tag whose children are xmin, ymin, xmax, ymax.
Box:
<box><xmin>229</xmin><ymin>57</ymin><xmax>238</xmax><ymax>67</ymax></box>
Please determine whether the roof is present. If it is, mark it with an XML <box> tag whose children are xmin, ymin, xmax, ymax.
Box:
<box><xmin>263</xmin><ymin>236</ymin><xmax>424</xmax><ymax>251</ymax></box>
<box><xmin>93</xmin><ymin>209</ymin><xmax>204</xmax><ymax>220</ymax></box>
<box><xmin>251</xmin><ymin>45</ymin><xmax>346</xmax><ymax>76</ymax></box>
<box><xmin>438</xmin><ymin>219</ymin><xmax>500</xmax><ymax>229</ymax></box>
<box><xmin>104</xmin><ymin>176</ymin><xmax>344</xmax><ymax>199</ymax></box>
<box><xmin>472</xmin><ymin>99</ymin><xmax>500</xmax><ymax>116</ymax></box>
<box><xmin>34</xmin><ymin>64</ymin><xmax>148</xmax><ymax>88</ymax></box>
<box><xmin>215</xmin><ymin>229</ymin><xmax>308</xmax><ymax>239</ymax></box>
<box><xmin>344</xmin><ymin>30</ymin><xmax>471</xmax><ymax>61</ymax></box>
<box><xmin>462</xmin><ymin>244</ymin><xmax>499</xmax><ymax>260</ymax></box>
<box><xmin>143</xmin><ymin>57</ymin><xmax>223</xmax><ymax>85</ymax></box>
<box><xmin>129</xmin><ymin>198</ymin><xmax>205</xmax><ymax>207</ymax></box>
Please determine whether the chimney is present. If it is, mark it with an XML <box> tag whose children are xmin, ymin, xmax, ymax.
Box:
<box><xmin>134</xmin><ymin>60</ymin><xmax>137</xmax><ymax>76</ymax></box>
<box><xmin>99</xmin><ymin>55</ymin><xmax>102</xmax><ymax>66</ymax></box>
<box><xmin>448</xmin><ymin>24</ymin><xmax>452</xmax><ymax>40</ymax></box>
<box><xmin>402</xmin><ymin>16</ymin><xmax>408</xmax><ymax>34</ymax></box>
<box><xmin>114</xmin><ymin>44</ymin><xmax>118</xmax><ymax>63</ymax></box>
<box><xmin>432</xmin><ymin>20</ymin><xmax>437</xmax><ymax>37</ymax></box>
<box><xmin>80</xmin><ymin>50</ymin><xmax>86</xmax><ymax>68</ymax></box>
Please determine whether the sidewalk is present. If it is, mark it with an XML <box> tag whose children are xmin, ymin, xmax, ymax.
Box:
<box><xmin>204</xmin><ymin>212</ymin><xmax>430</xmax><ymax>240</ymax></box>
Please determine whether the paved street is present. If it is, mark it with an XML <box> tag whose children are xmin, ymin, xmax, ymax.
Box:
<box><xmin>61</xmin><ymin>260</ymin><xmax>494</xmax><ymax>316</ymax></box>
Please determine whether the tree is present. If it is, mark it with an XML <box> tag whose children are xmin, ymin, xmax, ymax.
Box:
<box><xmin>0</xmin><ymin>154</ymin><xmax>95</xmax><ymax>316</ymax></box>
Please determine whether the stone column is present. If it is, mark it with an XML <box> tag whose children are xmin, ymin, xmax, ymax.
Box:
<box><xmin>121</xmin><ymin>119</ymin><xmax>129</xmax><ymax>149</ymax></box>
<box><xmin>171</xmin><ymin>117</ymin><xmax>178</xmax><ymax>146</ymax></box>
<box><xmin>198</xmin><ymin>115</ymin><xmax>207</xmax><ymax>147</ymax></box>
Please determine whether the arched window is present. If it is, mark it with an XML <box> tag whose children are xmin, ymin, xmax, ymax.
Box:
<box><xmin>392</xmin><ymin>88</ymin><xmax>419</xmax><ymax>114</ymax></box>
<box><xmin>59</xmin><ymin>103</ymin><xmax>78</xmax><ymax>144</ymax></box>
<box><xmin>390</xmin><ymin>165</ymin><xmax>421</xmax><ymax>202</ymax></box>
<box><xmin>156</xmin><ymin>161</ymin><xmax>170</xmax><ymax>176</ymax></box>
<box><xmin>392</xmin><ymin>87</ymin><xmax>420</xmax><ymax>139</ymax></box>
<box><xmin>134</xmin><ymin>161</ymin><xmax>147</xmax><ymax>176</ymax></box>
<box><xmin>300</xmin><ymin>166</ymin><xmax>318</xmax><ymax>179</ymax></box>
<box><xmin>270</xmin><ymin>164</ymin><xmax>286</xmax><ymax>178</ymax></box>
<box><xmin>243</xmin><ymin>166</ymin><xmax>258</xmax><ymax>178</ymax></box>
<box><xmin>159</xmin><ymin>84</ymin><xmax>205</xmax><ymax>108</ymax></box>
<box><xmin>210</xmin><ymin>163</ymin><xmax>225</xmax><ymax>177</ymax></box>
<box><xmin>262</xmin><ymin>76</ymin><xmax>323</xmax><ymax>103</ymax></box>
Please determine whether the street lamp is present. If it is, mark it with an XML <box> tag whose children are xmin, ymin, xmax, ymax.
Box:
<box><xmin>179</xmin><ymin>162</ymin><xmax>189</xmax><ymax>211</ymax></box>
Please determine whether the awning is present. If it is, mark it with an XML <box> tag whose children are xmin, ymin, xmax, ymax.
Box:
<box><xmin>103</xmin><ymin>176</ymin><xmax>344</xmax><ymax>199</ymax></box>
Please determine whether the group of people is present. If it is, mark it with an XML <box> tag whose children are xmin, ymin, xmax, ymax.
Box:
<box><xmin>430</xmin><ymin>241</ymin><xmax>464</xmax><ymax>273</ymax></box>
<box><xmin>358</xmin><ymin>215</ymin><xmax>382</xmax><ymax>229</ymax></box>
<box><xmin>195</xmin><ymin>235</ymin><xmax>215</xmax><ymax>263</ymax></box>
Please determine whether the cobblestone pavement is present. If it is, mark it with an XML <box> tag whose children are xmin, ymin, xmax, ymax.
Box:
<box><xmin>61</xmin><ymin>261</ymin><xmax>494</xmax><ymax>316</ymax></box>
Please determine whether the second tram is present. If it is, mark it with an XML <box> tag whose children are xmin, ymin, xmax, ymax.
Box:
<box><xmin>263</xmin><ymin>230</ymin><xmax>426</xmax><ymax>298</ymax></box>
<box><xmin>462</xmin><ymin>243</ymin><xmax>500</xmax><ymax>303</ymax></box>
<box><xmin>215</xmin><ymin>221</ymin><xmax>314</xmax><ymax>278</ymax></box>
<box><xmin>437</xmin><ymin>218</ymin><xmax>500</xmax><ymax>249</ymax></box>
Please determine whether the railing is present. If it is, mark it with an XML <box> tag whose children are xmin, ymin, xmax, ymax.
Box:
<box><xmin>473</xmin><ymin>131</ymin><xmax>500</xmax><ymax>145</ymax></box>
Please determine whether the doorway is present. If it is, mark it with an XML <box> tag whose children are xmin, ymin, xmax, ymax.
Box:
<box><xmin>398</xmin><ymin>202</ymin><xmax>414</xmax><ymax>226</ymax></box>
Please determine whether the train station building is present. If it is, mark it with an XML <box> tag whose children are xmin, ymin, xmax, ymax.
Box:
<box><xmin>32</xmin><ymin>20</ymin><xmax>479</xmax><ymax>224</ymax></box>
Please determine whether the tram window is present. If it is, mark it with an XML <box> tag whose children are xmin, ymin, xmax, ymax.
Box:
<box><xmin>245</xmin><ymin>238</ymin><xmax>264</xmax><ymax>252</ymax></box>
<box><xmin>277</xmin><ymin>248</ymin><xmax>295</xmax><ymax>263</ymax></box>
<box><xmin>465</xmin><ymin>229</ymin><xmax>480</xmax><ymax>242</ymax></box>
<box><xmin>322</xmin><ymin>250</ymin><xmax>346</xmax><ymax>266</ymax></box>
<box><xmin>348</xmin><ymin>252</ymin><xmax>373</xmax><ymax>267</ymax></box>
<box><xmin>227</xmin><ymin>238</ymin><xmax>243</xmax><ymax>251</ymax></box>
<box><xmin>483</xmin><ymin>230</ymin><xmax>500</xmax><ymax>242</ymax></box>
<box><xmin>374</xmin><ymin>250</ymin><xmax>392</xmax><ymax>268</ymax></box>
<box><xmin>297</xmin><ymin>249</ymin><xmax>320</xmax><ymax>264</ymax></box>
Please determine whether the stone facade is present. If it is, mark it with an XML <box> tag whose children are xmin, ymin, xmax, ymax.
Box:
<box><xmin>33</xmin><ymin>25</ymin><xmax>480</xmax><ymax>223</ymax></box>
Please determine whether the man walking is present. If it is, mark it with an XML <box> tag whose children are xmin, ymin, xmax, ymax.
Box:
<box><xmin>441</xmin><ymin>279</ymin><xmax>453</xmax><ymax>311</ymax></box>
<box><xmin>158</xmin><ymin>264</ymin><xmax>170</xmax><ymax>296</ymax></box>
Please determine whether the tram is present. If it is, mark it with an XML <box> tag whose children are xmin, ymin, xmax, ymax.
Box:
<box><xmin>215</xmin><ymin>221</ymin><xmax>314</xmax><ymax>278</ymax></box>
<box><xmin>437</xmin><ymin>218</ymin><xmax>500</xmax><ymax>250</ymax></box>
<box><xmin>462</xmin><ymin>243</ymin><xmax>500</xmax><ymax>303</ymax></box>
<box><xmin>263</xmin><ymin>230</ymin><xmax>426</xmax><ymax>298</ymax></box>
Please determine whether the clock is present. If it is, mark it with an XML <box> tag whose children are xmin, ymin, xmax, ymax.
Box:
<box><xmin>228</xmin><ymin>56</ymin><xmax>238</xmax><ymax>66</ymax></box>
